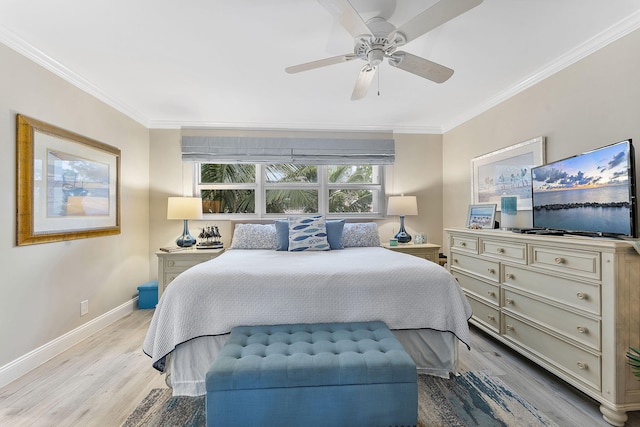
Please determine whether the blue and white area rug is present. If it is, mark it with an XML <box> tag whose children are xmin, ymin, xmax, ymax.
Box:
<box><xmin>418</xmin><ymin>370</ymin><xmax>557</xmax><ymax>426</ymax></box>
<box><xmin>122</xmin><ymin>371</ymin><xmax>557</xmax><ymax>427</ymax></box>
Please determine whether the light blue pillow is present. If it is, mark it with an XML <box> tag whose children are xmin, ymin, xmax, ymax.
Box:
<box><xmin>275</xmin><ymin>220</ymin><xmax>289</xmax><ymax>251</ymax></box>
<box><xmin>277</xmin><ymin>219</ymin><xmax>344</xmax><ymax>250</ymax></box>
<box><xmin>288</xmin><ymin>215</ymin><xmax>330</xmax><ymax>251</ymax></box>
<box><xmin>326</xmin><ymin>219</ymin><xmax>345</xmax><ymax>249</ymax></box>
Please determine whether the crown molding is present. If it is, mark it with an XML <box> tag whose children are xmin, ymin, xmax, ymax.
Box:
<box><xmin>149</xmin><ymin>119</ymin><xmax>443</xmax><ymax>134</ymax></box>
<box><xmin>3</xmin><ymin>9</ymin><xmax>640</xmax><ymax>135</ymax></box>
<box><xmin>0</xmin><ymin>26</ymin><xmax>150</xmax><ymax>127</ymax></box>
<box><xmin>441</xmin><ymin>9</ymin><xmax>640</xmax><ymax>133</ymax></box>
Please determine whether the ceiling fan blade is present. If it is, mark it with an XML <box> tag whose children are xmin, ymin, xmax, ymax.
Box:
<box><xmin>393</xmin><ymin>0</ymin><xmax>483</xmax><ymax>44</ymax></box>
<box><xmin>317</xmin><ymin>0</ymin><xmax>372</xmax><ymax>38</ymax></box>
<box><xmin>351</xmin><ymin>65</ymin><xmax>377</xmax><ymax>100</ymax></box>
<box><xmin>285</xmin><ymin>54</ymin><xmax>357</xmax><ymax>74</ymax></box>
<box><xmin>388</xmin><ymin>52</ymin><xmax>454</xmax><ymax>83</ymax></box>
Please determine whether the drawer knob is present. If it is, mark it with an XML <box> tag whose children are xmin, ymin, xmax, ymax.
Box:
<box><xmin>554</xmin><ymin>257</ymin><xmax>565</xmax><ymax>264</ymax></box>
<box><xmin>487</xmin><ymin>268</ymin><xmax>496</xmax><ymax>274</ymax></box>
<box><xmin>461</xmin><ymin>242</ymin><xmax>467</xmax><ymax>247</ymax></box>
<box><xmin>453</xmin><ymin>258</ymin><xmax>459</xmax><ymax>264</ymax></box>
<box><xmin>487</xmin><ymin>315</ymin><xmax>495</xmax><ymax>321</ymax></box>
<box><xmin>497</xmin><ymin>248</ymin><xmax>505</xmax><ymax>253</ymax></box>
<box><xmin>577</xmin><ymin>326</ymin><xmax>588</xmax><ymax>334</ymax></box>
<box><xmin>168</xmin><ymin>260</ymin><xmax>175</xmax><ymax>267</ymax></box>
<box><xmin>487</xmin><ymin>291</ymin><xmax>496</xmax><ymax>297</ymax></box>
<box><xmin>576</xmin><ymin>292</ymin><xmax>587</xmax><ymax>300</ymax></box>
<box><xmin>577</xmin><ymin>361</ymin><xmax>588</xmax><ymax>370</ymax></box>
<box><xmin>505</xmin><ymin>273</ymin><xmax>515</xmax><ymax>280</ymax></box>
<box><xmin>506</xmin><ymin>324</ymin><xmax>514</xmax><ymax>331</ymax></box>
<box><xmin>505</xmin><ymin>297</ymin><xmax>514</xmax><ymax>305</ymax></box>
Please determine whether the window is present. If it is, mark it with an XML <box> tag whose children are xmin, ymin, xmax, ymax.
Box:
<box><xmin>195</xmin><ymin>163</ymin><xmax>384</xmax><ymax>218</ymax></box>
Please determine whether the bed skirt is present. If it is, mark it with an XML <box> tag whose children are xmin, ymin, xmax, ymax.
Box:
<box><xmin>166</xmin><ymin>328</ymin><xmax>459</xmax><ymax>396</ymax></box>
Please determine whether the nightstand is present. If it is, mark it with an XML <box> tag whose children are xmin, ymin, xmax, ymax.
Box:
<box><xmin>382</xmin><ymin>242</ymin><xmax>441</xmax><ymax>263</ymax></box>
<box><xmin>156</xmin><ymin>247</ymin><xmax>224</xmax><ymax>299</ymax></box>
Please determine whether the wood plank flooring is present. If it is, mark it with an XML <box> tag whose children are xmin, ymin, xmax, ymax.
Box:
<box><xmin>0</xmin><ymin>309</ymin><xmax>638</xmax><ymax>426</ymax></box>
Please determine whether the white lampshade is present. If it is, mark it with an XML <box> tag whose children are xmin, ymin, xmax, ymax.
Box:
<box><xmin>167</xmin><ymin>197</ymin><xmax>202</xmax><ymax>220</ymax></box>
<box><xmin>387</xmin><ymin>196</ymin><xmax>418</xmax><ymax>216</ymax></box>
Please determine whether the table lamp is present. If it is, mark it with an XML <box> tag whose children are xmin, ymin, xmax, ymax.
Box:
<box><xmin>167</xmin><ymin>197</ymin><xmax>202</xmax><ymax>247</ymax></box>
<box><xmin>387</xmin><ymin>195</ymin><xmax>418</xmax><ymax>243</ymax></box>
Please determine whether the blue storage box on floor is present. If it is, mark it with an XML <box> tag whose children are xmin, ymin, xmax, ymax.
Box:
<box><xmin>137</xmin><ymin>280</ymin><xmax>158</xmax><ymax>309</ymax></box>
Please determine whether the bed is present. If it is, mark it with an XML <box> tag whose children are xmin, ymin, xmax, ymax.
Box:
<box><xmin>143</xmin><ymin>219</ymin><xmax>472</xmax><ymax>396</ymax></box>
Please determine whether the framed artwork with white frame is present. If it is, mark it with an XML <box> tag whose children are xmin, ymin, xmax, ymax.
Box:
<box><xmin>471</xmin><ymin>136</ymin><xmax>545</xmax><ymax>211</ymax></box>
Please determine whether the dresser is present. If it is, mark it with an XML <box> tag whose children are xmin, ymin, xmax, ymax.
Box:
<box><xmin>446</xmin><ymin>228</ymin><xmax>640</xmax><ymax>426</ymax></box>
<box><xmin>382</xmin><ymin>242</ymin><xmax>440</xmax><ymax>263</ymax></box>
<box><xmin>156</xmin><ymin>248</ymin><xmax>224</xmax><ymax>299</ymax></box>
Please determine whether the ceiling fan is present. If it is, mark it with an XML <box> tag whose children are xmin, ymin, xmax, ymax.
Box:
<box><xmin>285</xmin><ymin>0</ymin><xmax>483</xmax><ymax>100</ymax></box>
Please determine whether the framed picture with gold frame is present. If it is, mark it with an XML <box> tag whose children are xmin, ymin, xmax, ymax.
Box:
<box><xmin>16</xmin><ymin>114</ymin><xmax>121</xmax><ymax>245</ymax></box>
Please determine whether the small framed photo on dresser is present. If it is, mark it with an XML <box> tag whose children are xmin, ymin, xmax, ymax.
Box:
<box><xmin>466</xmin><ymin>204</ymin><xmax>497</xmax><ymax>229</ymax></box>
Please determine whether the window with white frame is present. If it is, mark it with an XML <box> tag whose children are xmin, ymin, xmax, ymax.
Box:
<box><xmin>195</xmin><ymin>163</ymin><xmax>384</xmax><ymax>218</ymax></box>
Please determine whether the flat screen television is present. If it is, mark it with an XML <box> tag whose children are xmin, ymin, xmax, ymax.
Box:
<box><xmin>531</xmin><ymin>139</ymin><xmax>637</xmax><ymax>237</ymax></box>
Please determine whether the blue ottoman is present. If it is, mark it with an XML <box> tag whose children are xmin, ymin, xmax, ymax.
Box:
<box><xmin>205</xmin><ymin>321</ymin><xmax>417</xmax><ymax>427</ymax></box>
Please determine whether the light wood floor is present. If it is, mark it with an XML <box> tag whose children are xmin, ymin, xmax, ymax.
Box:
<box><xmin>0</xmin><ymin>309</ymin><xmax>638</xmax><ymax>426</ymax></box>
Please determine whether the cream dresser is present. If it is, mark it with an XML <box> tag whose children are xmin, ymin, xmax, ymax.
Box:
<box><xmin>156</xmin><ymin>248</ymin><xmax>224</xmax><ymax>299</ymax></box>
<box><xmin>446</xmin><ymin>228</ymin><xmax>640</xmax><ymax>426</ymax></box>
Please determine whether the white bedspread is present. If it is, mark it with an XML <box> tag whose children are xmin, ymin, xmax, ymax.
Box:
<box><xmin>143</xmin><ymin>247</ymin><xmax>472</xmax><ymax>371</ymax></box>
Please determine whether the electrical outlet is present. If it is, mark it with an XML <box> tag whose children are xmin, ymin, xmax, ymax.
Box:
<box><xmin>80</xmin><ymin>300</ymin><xmax>89</xmax><ymax>316</ymax></box>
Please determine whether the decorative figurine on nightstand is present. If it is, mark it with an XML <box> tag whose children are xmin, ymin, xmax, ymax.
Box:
<box><xmin>197</xmin><ymin>225</ymin><xmax>223</xmax><ymax>249</ymax></box>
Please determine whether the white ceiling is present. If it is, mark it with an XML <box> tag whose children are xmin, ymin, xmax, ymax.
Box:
<box><xmin>1</xmin><ymin>0</ymin><xmax>640</xmax><ymax>133</ymax></box>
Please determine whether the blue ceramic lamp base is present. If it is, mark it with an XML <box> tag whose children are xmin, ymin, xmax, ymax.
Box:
<box><xmin>394</xmin><ymin>216</ymin><xmax>412</xmax><ymax>243</ymax></box>
<box><xmin>176</xmin><ymin>219</ymin><xmax>197</xmax><ymax>247</ymax></box>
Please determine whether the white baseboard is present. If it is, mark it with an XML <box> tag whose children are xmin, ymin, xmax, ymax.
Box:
<box><xmin>0</xmin><ymin>297</ymin><xmax>138</xmax><ymax>390</ymax></box>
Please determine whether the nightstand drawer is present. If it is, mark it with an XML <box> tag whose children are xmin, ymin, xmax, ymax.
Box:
<box><xmin>503</xmin><ymin>265</ymin><xmax>601</xmax><ymax>315</ymax></box>
<box><xmin>480</xmin><ymin>239</ymin><xmax>526</xmax><ymax>264</ymax></box>
<box><xmin>502</xmin><ymin>287</ymin><xmax>600</xmax><ymax>350</ymax></box>
<box><xmin>163</xmin><ymin>258</ymin><xmax>204</xmax><ymax>271</ymax></box>
<box><xmin>502</xmin><ymin>313</ymin><xmax>601</xmax><ymax>391</ymax></box>
<box><xmin>450</xmin><ymin>252</ymin><xmax>499</xmax><ymax>283</ymax></box>
<box><xmin>452</xmin><ymin>270</ymin><xmax>499</xmax><ymax>305</ymax></box>
<box><xmin>529</xmin><ymin>245</ymin><xmax>600</xmax><ymax>280</ymax></box>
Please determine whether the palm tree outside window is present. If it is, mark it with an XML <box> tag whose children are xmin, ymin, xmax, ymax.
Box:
<box><xmin>196</xmin><ymin>163</ymin><xmax>383</xmax><ymax>217</ymax></box>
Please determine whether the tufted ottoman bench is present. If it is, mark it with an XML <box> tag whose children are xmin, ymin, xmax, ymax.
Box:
<box><xmin>205</xmin><ymin>321</ymin><xmax>417</xmax><ymax>427</ymax></box>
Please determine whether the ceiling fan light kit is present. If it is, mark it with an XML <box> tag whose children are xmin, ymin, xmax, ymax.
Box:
<box><xmin>286</xmin><ymin>0</ymin><xmax>483</xmax><ymax>100</ymax></box>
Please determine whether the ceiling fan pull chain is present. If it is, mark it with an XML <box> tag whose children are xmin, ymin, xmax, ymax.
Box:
<box><xmin>377</xmin><ymin>68</ymin><xmax>381</xmax><ymax>96</ymax></box>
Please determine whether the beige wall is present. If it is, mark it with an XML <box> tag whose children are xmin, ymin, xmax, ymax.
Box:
<box><xmin>442</xmin><ymin>27</ymin><xmax>640</xmax><ymax>247</ymax></box>
<box><xmin>148</xmin><ymin>131</ymin><xmax>444</xmax><ymax>278</ymax></box>
<box><xmin>0</xmin><ymin>43</ymin><xmax>150</xmax><ymax>367</ymax></box>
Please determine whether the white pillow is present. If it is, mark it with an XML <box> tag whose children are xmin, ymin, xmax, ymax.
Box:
<box><xmin>288</xmin><ymin>215</ymin><xmax>330</xmax><ymax>251</ymax></box>
<box><xmin>230</xmin><ymin>223</ymin><xmax>276</xmax><ymax>249</ymax></box>
<box><xmin>342</xmin><ymin>222</ymin><xmax>381</xmax><ymax>247</ymax></box>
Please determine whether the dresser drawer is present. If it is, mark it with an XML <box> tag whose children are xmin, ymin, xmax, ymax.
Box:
<box><xmin>503</xmin><ymin>265</ymin><xmax>601</xmax><ymax>315</ymax></box>
<box><xmin>466</xmin><ymin>294</ymin><xmax>500</xmax><ymax>333</ymax></box>
<box><xmin>502</xmin><ymin>287</ymin><xmax>600</xmax><ymax>350</ymax></box>
<box><xmin>480</xmin><ymin>239</ymin><xmax>527</xmax><ymax>264</ymax></box>
<box><xmin>450</xmin><ymin>235</ymin><xmax>478</xmax><ymax>254</ymax></box>
<box><xmin>450</xmin><ymin>253</ymin><xmax>500</xmax><ymax>283</ymax></box>
<box><xmin>529</xmin><ymin>245</ymin><xmax>601</xmax><ymax>280</ymax></box>
<box><xmin>502</xmin><ymin>313</ymin><xmax>601</xmax><ymax>390</ymax></box>
<box><xmin>452</xmin><ymin>270</ymin><xmax>499</xmax><ymax>305</ymax></box>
